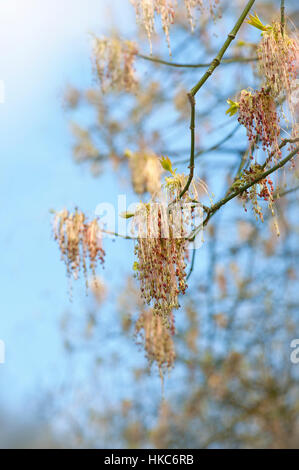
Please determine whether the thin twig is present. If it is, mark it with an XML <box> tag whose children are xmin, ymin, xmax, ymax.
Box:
<box><xmin>177</xmin><ymin>124</ymin><xmax>241</xmax><ymax>164</ymax></box>
<box><xmin>262</xmin><ymin>137</ymin><xmax>299</xmax><ymax>169</ymax></box>
<box><xmin>274</xmin><ymin>184</ymin><xmax>299</xmax><ymax>199</ymax></box>
<box><xmin>180</xmin><ymin>93</ymin><xmax>196</xmax><ymax>198</ymax></box>
<box><xmin>101</xmin><ymin>229</ymin><xmax>135</xmax><ymax>240</ymax></box>
<box><xmin>190</xmin><ymin>145</ymin><xmax>299</xmax><ymax>240</ymax></box>
<box><xmin>196</xmin><ymin>124</ymin><xmax>241</xmax><ymax>159</ymax></box>
<box><xmin>137</xmin><ymin>53</ymin><xmax>258</xmax><ymax>68</ymax></box>
<box><xmin>187</xmin><ymin>246</ymin><xmax>196</xmax><ymax>280</ymax></box>
<box><xmin>281</xmin><ymin>0</ymin><xmax>285</xmax><ymax>35</ymax></box>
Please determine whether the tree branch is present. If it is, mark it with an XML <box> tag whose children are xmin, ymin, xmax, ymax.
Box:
<box><xmin>101</xmin><ymin>229</ymin><xmax>135</xmax><ymax>240</ymax></box>
<box><xmin>262</xmin><ymin>137</ymin><xmax>299</xmax><ymax>169</ymax></box>
<box><xmin>281</xmin><ymin>0</ymin><xmax>285</xmax><ymax>35</ymax></box>
<box><xmin>275</xmin><ymin>184</ymin><xmax>299</xmax><ymax>199</ymax></box>
<box><xmin>187</xmin><ymin>246</ymin><xmax>196</xmax><ymax>280</ymax></box>
<box><xmin>180</xmin><ymin>93</ymin><xmax>196</xmax><ymax>198</ymax></box>
<box><xmin>190</xmin><ymin>145</ymin><xmax>299</xmax><ymax>239</ymax></box>
<box><xmin>137</xmin><ymin>54</ymin><xmax>258</xmax><ymax>68</ymax></box>
<box><xmin>190</xmin><ymin>0</ymin><xmax>256</xmax><ymax>97</ymax></box>
<box><xmin>181</xmin><ymin>0</ymin><xmax>256</xmax><ymax>199</ymax></box>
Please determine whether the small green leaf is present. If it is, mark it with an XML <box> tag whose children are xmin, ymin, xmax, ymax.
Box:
<box><xmin>120</xmin><ymin>211</ymin><xmax>135</xmax><ymax>219</ymax></box>
<box><xmin>246</xmin><ymin>12</ymin><xmax>271</xmax><ymax>32</ymax></box>
<box><xmin>124</xmin><ymin>149</ymin><xmax>133</xmax><ymax>158</ymax></box>
<box><xmin>160</xmin><ymin>156</ymin><xmax>174</xmax><ymax>174</ymax></box>
<box><xmin>133</xmin><ymin>261</ymin><xmax>139</xmax><ymax>271</ymax></box>
<box><xmin>226</xmin><ymin>99</ymin><xmax>239</xmax><ymax>117</ymax></box>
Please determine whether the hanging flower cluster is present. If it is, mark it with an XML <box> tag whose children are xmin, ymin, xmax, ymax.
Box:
<box><xmin>259</xmin><ymin>23</ymin><xmax>297</xmax><ymax>99</ymax></box>
<box><xmin>232</xmin><ymin>163</ymin><xmax>275</xmax><ymax>223</ymax></box>
<box><xmin>53</xmin><ymin>209</ymin><xmax>105</xmax><ymax>283</ymax></box>
<box><xmin>133</xmin><ymin>202</ymin><xmax>188</xmax><ymax>319</ymax></box>
<box><xmin>130</xmin><ymin>0</ymin><xmax>218</xmax><ymax>53</ymax></box>
<box><xmin>227</xmin><ymin>89</ymin><xmax>280</xmax><ymax>158</ymax></box>
<box><xmin>130</xmin><ymin>0</ymin><xmax>175</xmax><ymax>53</ymax></box>
<box><xmin>135</xmin><ymin>310</ymin><xmax>176</xmax><ymax>371</ymax></box>
<box><xmin>238</xmin><ymin>89</ymin><xmax>280</xmax><ymax>155</ymax></box>
<box><xmin>132</xmin><ymin>159</ymin><xmax>206</xmax><ymax>319</ymax></box>
<box><xmin>92</xmin><ymin>37</ymin><xmax>138</xmax><ymax>92</ymax></box>
<box><xmin>89</xmin><ymin>276</ymin><xmax>107</xmax><ymax>305</ymax></box>
<box><xmin>126</xmin><ymin>159</ymin><xmax>207</xmax><ymax>372</ymax></box>
<box><xmin>227</xmin><ymin>14</ymin><xmax>298</xmax><ymax>160</ymax></box>
<box><xmin>248</xmin><ymin>14</ymin><xmax>298</xmax><ymax>104</ymax></box>
<box><xmin>124</xmin><ymin>149</ymin><xmax>163</xmax><ymax>195</ymax></box>
<box><xmin>184</xmin><ymin>0</ymin><xmax>203</xmax><ymax>30</ymax></box>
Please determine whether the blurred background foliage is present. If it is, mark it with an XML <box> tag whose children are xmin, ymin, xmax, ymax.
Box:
<box><xmin>1</xmin><ymin>0</ymin><xmax>298</xmax><ymax>448</ymax></box>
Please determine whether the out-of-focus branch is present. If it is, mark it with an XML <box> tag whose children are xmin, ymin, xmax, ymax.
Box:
<box><xmin>281</xmin><ymin>0</ymin><xmax>285</xmax><ymax>35</ymax></box>
<box><xmin>275</xmin><ymin>184</ymin><xmax>299</xmax><ymax>199</ymax></box>
<box><xmin>137</xmin><ymin>54</ymin><xmax>258</xmax><ymax>68</ymax></box>
<box><xmin>186</xmin><ymin>245</ymin><xmax>196</xmax><ymax>280</ymax></box>
<box><xmin>177</xmin><ymin>124</ymin><xmax>241</xmax><ymax>164</ymax></box>
<box><xmin>101</xmin><ymin>229</ymin><xmax>135</xmax><ymax>240</ymax></box>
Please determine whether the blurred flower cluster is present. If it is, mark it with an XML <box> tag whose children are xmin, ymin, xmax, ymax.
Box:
<box><xmin>135</xmin><ymin>310</ymin><xmax>176</xmax><ymax>371</ymax></box>
<box><xmin>131</xmin><ymin>0</ymin><xmax>175</xmax><ymax>52</ymax></box>
<box><xmin>92</xmin><ymin>37</ymin><xmax>138</xmax><ymax>92</ymax></box>
<box><xmin>53</xmin><ymin>209</ymin><xmax>105</xmax><ymax>284</ymax></box>
<box><xmin>131</xmin><ymin>0</ymin><xmax>219</xmax><ymax>53</ymax></box>
<box><xmin>70</xmin><ymin>123</ymin><xmax>100</xmax><ymax>168</ymax></box>
<box><xmin>125</xmin><ymin>149</ymin><xmax>163</xmax><ymax>195</ymax></box>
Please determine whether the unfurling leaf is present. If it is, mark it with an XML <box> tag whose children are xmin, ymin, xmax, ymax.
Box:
<box><xmin>132</xmin><ymin>261</ymin><xmax>139</xmax><ymax>271</ymax></box>
<box><xmin>246</xmin><ymin>12</ymin><xmax>271</xmax><ymax>32</ymax></box>
<box><xmin>226</xmin><ymin>99</ymin><xmax>240</xmax><ymax>117</ymax></box>
<box><xmin>124</xmin><ymin>149</ymin><xmax>134</xmax><ymax>159</ymax></box>
<box><xmin>120</xmin><ymin>211</ymin><xmax>135</xmax><ymax>219</ymax></box>
<box><xmin>160</xmin><ymin>156</ymin><xmax>175</xmax><ymax>174</ymax></box>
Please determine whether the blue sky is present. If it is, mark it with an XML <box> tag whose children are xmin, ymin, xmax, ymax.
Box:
<box><xmin>0</xmin><ymin>0</ymin><xmax>292</xmax><ymax>422</ymax></box>
<box><xmin>0</xmin><ymin>0</ymin><xmax>260</xmax><ymax>413</ymax></box>
<box><xmin>0</xmin><ymin>0</ymin><xmax>138</xmax><ymax>412</ymax></box>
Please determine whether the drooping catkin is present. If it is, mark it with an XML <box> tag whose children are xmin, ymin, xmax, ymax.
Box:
<box><xmin>53</xmin><ymin>209</ymin><xmax>105</xmax><ymax>284</ymax></box>
<box><xmin>92</xmin><ymin>37</ymin><xmax>138</xmax><ymax>92</ymax></box>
